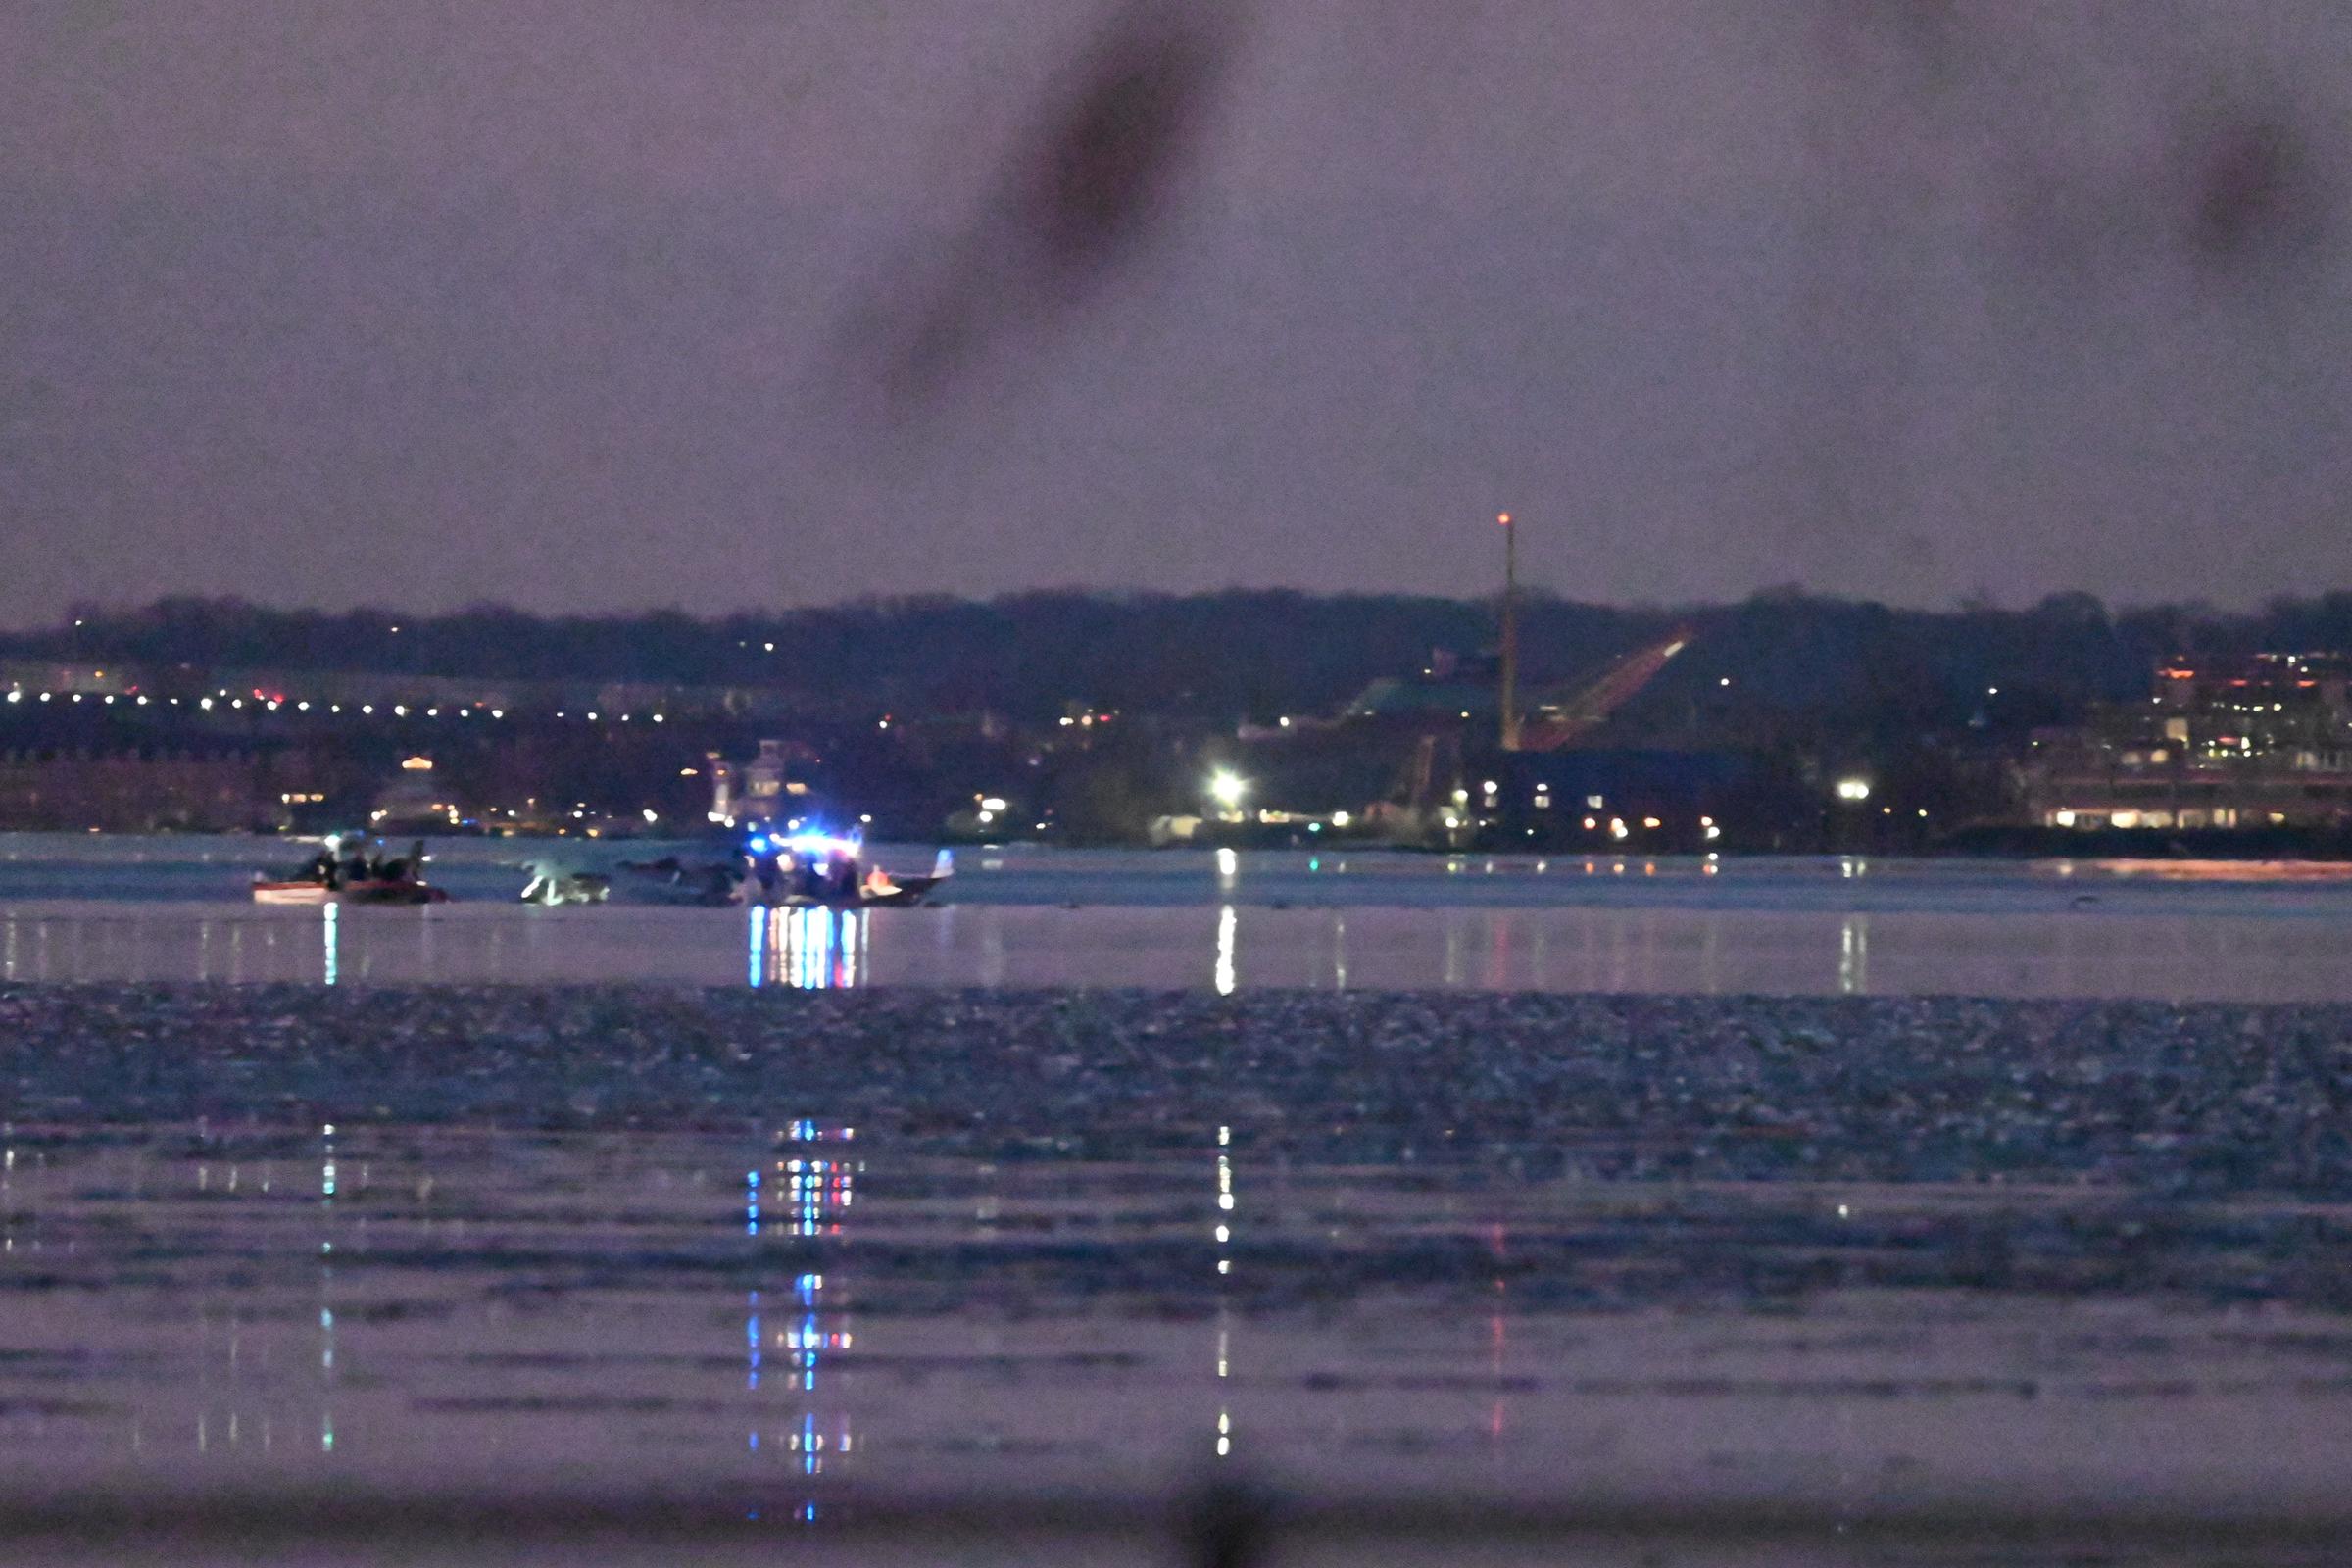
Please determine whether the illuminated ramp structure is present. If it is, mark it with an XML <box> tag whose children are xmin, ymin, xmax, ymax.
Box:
<box><xmin>1366</xmin><ymin>628</ymin><xmax>1694</xmax><ymax>841</ymax></box>
<box><xmin>1512</xmin><ymin>629</ymin><xmax>1690</xmax><ymax>752</ymax></box>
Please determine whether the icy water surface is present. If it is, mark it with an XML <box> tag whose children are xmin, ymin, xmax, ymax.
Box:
<box><xmin>3</xmin><ymin>987</ymin><xmax>2352</xmax><ymax>1565</ymax></box>
<box><xmin>9</xmin><ymin>1112</ymin><xmax>2352</xmax><ymax>1564</ymax></box>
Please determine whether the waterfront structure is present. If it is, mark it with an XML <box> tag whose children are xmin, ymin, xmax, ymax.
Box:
<box><xmin>3</xmin><ymin>660</ymin><xmax>808</xmax><ymax>723</ymax></box>
<box><xmin>709</xmin><ymin>739</ymin><xmax>817</xmax><ymax>828</ymax></box>
<box><xmin>2019</xmin><ymin>653</ymin><xmax>2352</xmax><ymax>829</ymax></box>
<box><xmin>370</xmin><ymin>756</ymin><xmax>466</xmax><ymax>832</ymax></box>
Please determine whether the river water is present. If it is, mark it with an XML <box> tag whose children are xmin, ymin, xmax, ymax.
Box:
<box><xmin>6</xmin><ymin>834</ymin><xmax>2352</xmax><ymax>1564</ymax></box>
<box><xmin>4</xmin><ymin>833</ymin><xmax>2352</xmax><ymax>999</ymax></box>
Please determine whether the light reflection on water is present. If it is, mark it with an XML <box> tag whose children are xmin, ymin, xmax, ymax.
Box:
<box><xmin>8</xmin><ymin>1117</ymin><xmax>2352</xmax><ymax>1523</ymax></box>
<box><xmin>1213</xmin><ymin>1123</ymin><xmax>1235</xmax><ymax>1462</ymax></box>
<box><xmin>746</xmin><ymin>907</ymin><xmax>862</xmax><ymax>991</ymax></box>
<box><xmin>766</xmin><ymin>1124</ymin><xmax>858</xmax><ymax>1523</ymax></box>
<box><xmin>1</xmin><ymin>1119</ymin><xmax>897</xmax><ymax>1516</ymax></box>
<box><xmin>3</xmin><ymin>899</ymin><xmax>2352</xmax><ymax>999</ymax></box>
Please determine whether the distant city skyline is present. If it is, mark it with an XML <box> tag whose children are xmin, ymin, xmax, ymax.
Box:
<box><xmin>7</xmin><ymin>1</ymin><xmax>2352</xmax><ymax>626</ymax></box>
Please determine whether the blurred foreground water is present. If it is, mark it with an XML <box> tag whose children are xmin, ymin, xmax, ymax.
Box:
<box><xmin>4</xmin><ymin>1099</ymin><xmax>2351</xmax><ymax>1564</ymax></box>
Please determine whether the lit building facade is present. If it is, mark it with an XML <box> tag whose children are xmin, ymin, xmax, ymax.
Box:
<box><xmin>2019</xmin><ymin>654</ymin><xmax>2352</xmax><ymax>829</ymax></box>
<box><xmin>370</xmin><ymin>755</ymin><xmax>465</xmax><ymax>831</ymax></box>
<box><xmin>708</xmin><ymin>739</ymin><xmax>815</xmax><ymax>827</ymax></box>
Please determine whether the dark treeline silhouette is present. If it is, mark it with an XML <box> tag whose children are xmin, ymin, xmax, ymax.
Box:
<box><xmin>15</xmin><ymin>589</ymin><xmax>2352</xmax><ymax>732</ymax></box>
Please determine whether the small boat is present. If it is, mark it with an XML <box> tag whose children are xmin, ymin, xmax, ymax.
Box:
<box><xmin>253</xmin><ymin>837</ymin><xmax>451</xmax><ymax>906</ymax></box>
<box><xmin>740</xmin><ymin>831</ymin><xmax>951</xmax><ymax>908</ymax></box>
<box><xmin>252</xmin><ymin>877</ymin><xmax>451</xmax><ymax>906</ymax></box>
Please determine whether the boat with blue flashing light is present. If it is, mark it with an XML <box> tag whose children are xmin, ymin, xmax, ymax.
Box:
<box><xmin>737</xmin><ymin>828</ymin><xmax>952</xmax><ymax>908</ymax></box>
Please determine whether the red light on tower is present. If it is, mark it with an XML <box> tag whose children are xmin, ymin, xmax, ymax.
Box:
<box><xmin>1497</xmin><ymin>512</ymin><xmax>1511</xmax><ymax>526</ymax></box>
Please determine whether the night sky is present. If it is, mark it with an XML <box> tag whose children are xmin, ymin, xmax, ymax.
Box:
<box><xmin>5</xmin><ymin>0</ymin><xmax>2350</xmax><ymax>624</ymax></box>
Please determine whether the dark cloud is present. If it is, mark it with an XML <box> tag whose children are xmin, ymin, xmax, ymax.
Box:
<box><xmin>2177</xmin><ymin>96</ymin><xmax>2329</xmax><ymax>269</ymax></box>
<box><xmin>864</xmin><ymin>3</ymin><xmax>1238</xmax><ymax>412</ymax></box>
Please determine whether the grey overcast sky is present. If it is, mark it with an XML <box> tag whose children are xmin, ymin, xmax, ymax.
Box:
<box><xmin>4</xmin><ymin>0</ymin><xmax>2351</xmax><ymax>624</ymax></box>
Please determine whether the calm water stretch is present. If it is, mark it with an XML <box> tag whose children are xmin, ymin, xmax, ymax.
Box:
<box><xmin>4</xmin><ymin>832</ymin><xmax>2352</xmax><ymax>999</ymax></box>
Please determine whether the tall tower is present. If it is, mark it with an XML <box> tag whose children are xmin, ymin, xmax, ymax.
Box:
<box><xmin>1498</xmin><ymin>512</ymin><xmax>1522</xmax><ymax>753</ymax></box>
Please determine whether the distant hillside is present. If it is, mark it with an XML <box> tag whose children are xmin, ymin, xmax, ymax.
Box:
<box><xmin>14</xmin><ymin>589</ymin><xmax>2352</xmax><ymax>737</ymax></box>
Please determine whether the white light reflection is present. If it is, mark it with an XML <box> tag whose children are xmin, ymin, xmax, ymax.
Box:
<box><xmin>320</xmin><ymin>904</ymin><xmax>339</xmax><ymax>987</ymax></box>
<box><xmin>1838</xmin><ymin>914</ymin><xmax>1870</xmax><ymax>995</ymax></box>
<box><xmin>1214</xmin><ymin>906</ymin><xmax>1237</xmax><ymax>996</ymax></box>
<box><xmin>1214</xmin><ymin>1124</ymin><xmax>1234</xmax><ymax>1457</ymax></box>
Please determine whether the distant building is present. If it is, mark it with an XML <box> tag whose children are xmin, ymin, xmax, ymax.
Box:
<box><xmin>1484</xmin><ymin>748</ymin><xmax>1751</xmax><ymax>849</ymax></box>
<box><xmin>708</xmin><ymin>739</ymin><xmax>816</xmax><ymax>827</ymax></box>
<box><xmin>1343</xmin><ymin>651</ymin><xmax>1502</xmax><ymax>726</ymax></box>
<box><xmin>2019</xmin><ymin>653</ymin><xmax>2352</xmax><ymax>829</ymax></box>
<box><xmin>371</xmin><ymin>755</ymin><xmax>465</xmax><ymax>832</ymax></box>
<box><xmin>6</xmin><ymin>660</ymin><xmax>810</xmax><ymax>722</ymax></box>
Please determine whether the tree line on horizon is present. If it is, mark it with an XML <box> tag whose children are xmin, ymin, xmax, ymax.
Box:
<box><xmin>13</xmin><ymin>588</ymin><xmax>2352</xmax><ymax>735</ymax></box>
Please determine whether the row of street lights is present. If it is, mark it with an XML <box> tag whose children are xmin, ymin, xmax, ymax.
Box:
<box><xmin>0</xmin><ymin>689</ymin><xmax>690</xmax><ymax>725</ymax></box>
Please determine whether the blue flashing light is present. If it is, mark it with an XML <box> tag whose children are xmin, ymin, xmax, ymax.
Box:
<box><xmin>783</xmin><ymin>831</ymin><xmax>858</xmax><ymax>858</ymax></box>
